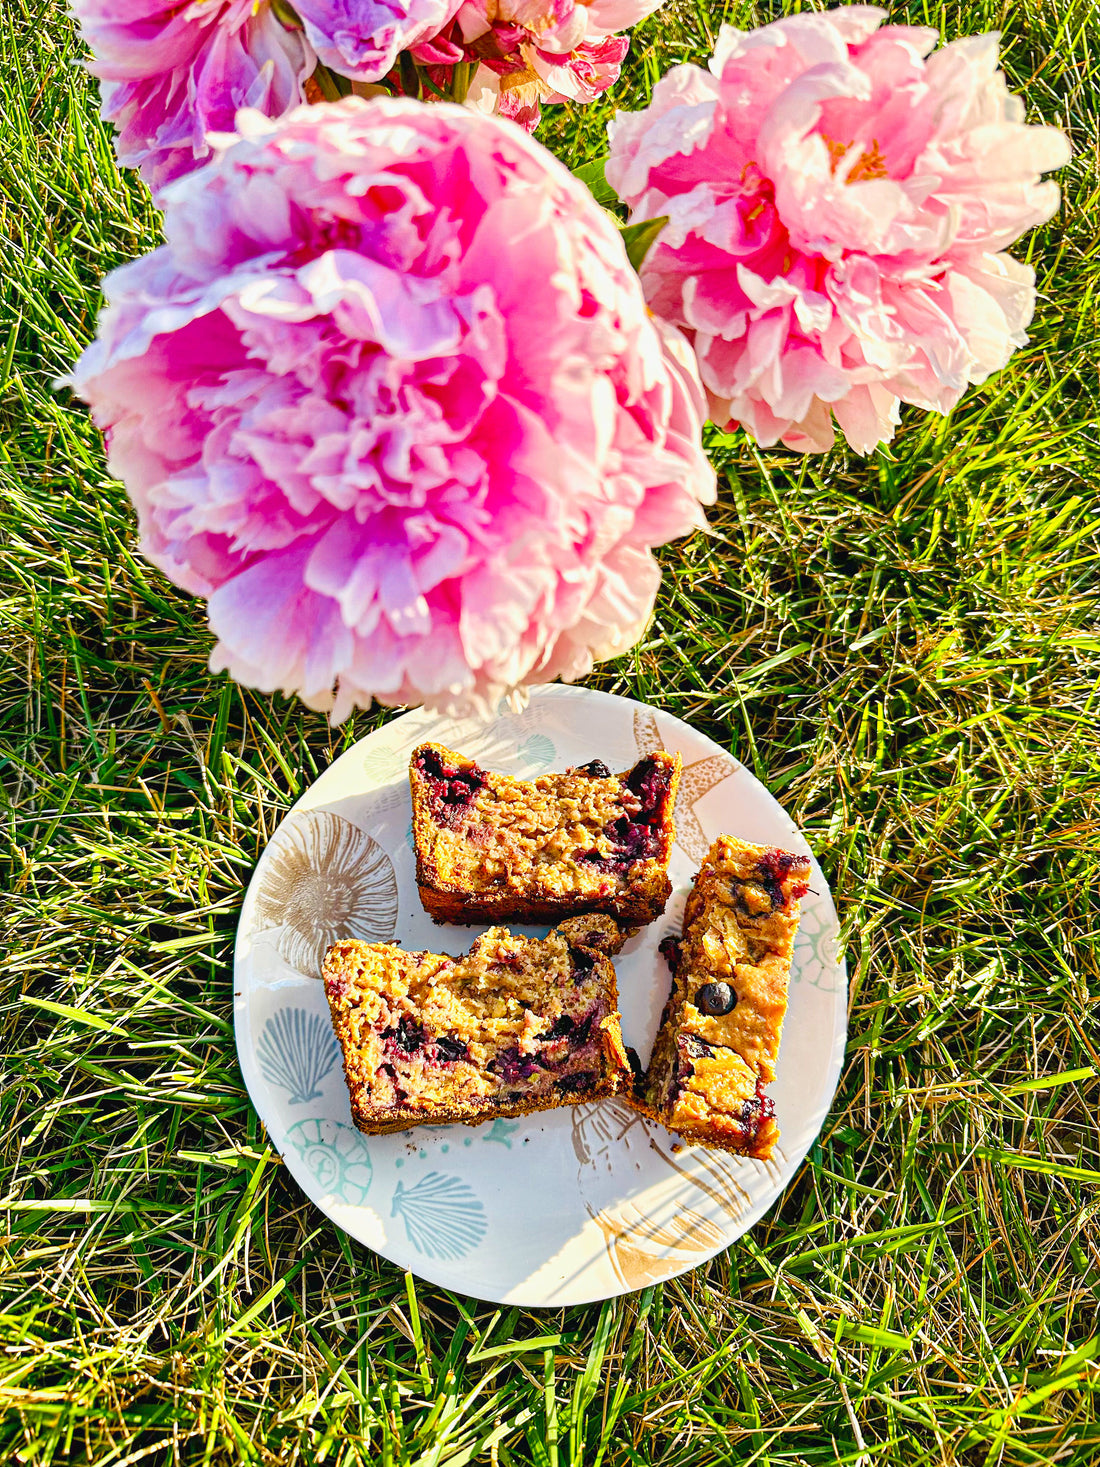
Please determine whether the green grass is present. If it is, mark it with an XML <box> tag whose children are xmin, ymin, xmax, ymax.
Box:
<box><xmin>2</xmin><ymin>0</ymin><xmax>1099</xmax><ymax>1462</ymax></box>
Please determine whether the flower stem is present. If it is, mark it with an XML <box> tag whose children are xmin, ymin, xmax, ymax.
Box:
<box><xmin>310</xmin><ymin>63</ymin><xmax>350</xmax><ymax>101</ymax></box>
<box><xmin>451</xmin><ymin>61</ymin><xmax>474</xmax><ymax>105</ymax></box>
<box><xmin>399</xmin><ymin>52</ymin><xmax>422</xmax><ymax>99</ymax></box>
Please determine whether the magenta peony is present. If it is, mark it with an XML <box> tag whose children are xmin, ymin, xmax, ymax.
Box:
<box><xmin>68</xmin><ymin>99</ymin><xmax>715</xmax><ymax>719</ymax></box>
<box><xmin>75</xmin><ymin>0</ymin><xmax>659</xmax><ymax>190</ymax></box>
<box><xmin>72</xmin><ymin>0</ymin><xmax>313</xmax><ymax>193</ymax></box>
<box><xmin>606</xmin><ymin>7</ymin><xmax>1071</xmax><ymax>453</ymax></box>
<box><xmin>294</xmin><ymin>0</ymin><xmax>464</xmax><ymax>81</ymax></box>
<box><xmin>416</xmin><ymin>0</ymin><xmax>663</xmax><ymax>133</ymax></box>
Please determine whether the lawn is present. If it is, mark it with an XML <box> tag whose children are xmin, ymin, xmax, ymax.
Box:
<box><xmin>2</xmin><ymin>1</ymin><xmax>1099</xmax><ymax>1463</ymax></box>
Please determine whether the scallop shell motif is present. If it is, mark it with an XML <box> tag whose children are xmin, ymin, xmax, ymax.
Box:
<box><xmin>572</xmin><ymin>1099</ymin><xmax>645</xmax><ymax>1176</ymax></box>
<box><xmin>285</xmin><ymin>1117</ymin><xmax>373</xmax><ymax>1206</ymax></box>
<box><xmin>648</xmin><ymin>1135</ymin><xmax>751</xmax><ymax>1222</ymax></box>
<box><xmin>390</xmin><ymin>1172</ymin><xmax>487</xmax><ymax>1260</ymax></box>
<box><xmin>360</xmin><ymin>743</ymin><xmax>409</xmax><ymax>788</ymax></box>
<box><xmin>792</xmin><ymin>901</ymin><xmax>840</xmax><ymax>990</ymax></box>
<box><xmin>252</xmin><ymin>810</ymin><xmax>398</xmax><ymax>976</ymax></box>
<box><xmin>573</xmin><ymin>1099</ymin><xmax>748</xmax><ymax>1227</ymax></box>
<box><xmin>518</xmin><ymin>734</ymin><xmax>556</xmax><ymax>772</ymax></box>
<box><xmin>257</xmin><ymin>1007</ymin><xmax>340</xmax><ymax>1105</ymax></box>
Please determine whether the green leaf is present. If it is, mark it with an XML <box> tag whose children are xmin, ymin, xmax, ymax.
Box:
<box><xmin>571</xmin><ymin>156</ymin><xmax>618</xmax><ymax>208</ymax></box>
<box><xmin>269</xmin><ymin>0</ymin><xmax>304</xmax><ymax>29</ymax></box>
<box><xmin>21</xmin><ymin>995</ymin><xmax>120</xmax><ymax>1033</ymax></box>
<box><xmin>620</xmin><ymin>216</ymin><xmax>669</xmax><ymax>272</ymax></box>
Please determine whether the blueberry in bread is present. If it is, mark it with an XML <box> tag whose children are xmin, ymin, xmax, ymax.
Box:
<box><xmin>322</xmin><ymin>915</ymin><xmax>630</xmax><ymax>1134</ymax></box>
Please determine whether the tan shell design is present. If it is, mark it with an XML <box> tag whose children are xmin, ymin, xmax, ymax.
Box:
<box><xmin>587</xmin><ymin>1202</ymin><xmax>727</xmax><ymax>1289</ymax></box>
<box><xmin>571</xmin><ymin>1098</ymin><xmax>642</xmax><ymax>1175</ymax></box>
<box><xmin>251</xmin><ymin>810</ymin><xmax>398</xmax><ymax>976</ymax></box>
<box><xmin>648</xmin><ymin>1134</ymin><xmax>753</xmax><ymax>1221</ymax></box>
<box><xmin>634</xmin><ymin>709</ymin><xmax>738</xmax><ymax>863</ymax></box>
<box><xmin>573</xmin><ymin>1100</ymin><xmax>749</xmax><ymax>1287</ymax></box>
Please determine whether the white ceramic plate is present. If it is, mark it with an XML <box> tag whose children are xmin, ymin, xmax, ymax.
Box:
<box><xmin>234</xmin><ymin>685</ymin><xmax>846</xmax><ymax>1306</ymax></box>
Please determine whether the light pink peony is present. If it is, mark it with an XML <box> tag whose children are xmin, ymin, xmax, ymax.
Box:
<box><xmin>72</xmin><ymin>0</ymin><xmax>313</xmax><ymax>194</ymax></box>
<box><xmin>73</xmin><ymin>0</ymin><xmax>467</xmax><ymax>193</ymax></box>
<box><xmin>68</xmin><ymin>98</ymin><xmax>715</xmax><ymax>719</ymax></box>
<box><xmin>606</xmin><ymin>6</ymin><xmax>1071</xmax><ymax>453</ymax></box>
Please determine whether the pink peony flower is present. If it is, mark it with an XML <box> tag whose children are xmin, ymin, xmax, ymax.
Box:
<box><xmin>606</xmin><ymin>6</ymin><xmax>1071</xmax><ymax>453</ymax></box>
<box><xmin>416</xmin><ymin>0</ymin><xmax>662</xmax><ymax>132</ymax></box>
<box><xmin>72</xmin><ymin>0</ymin><xmax>313</xmax><ymax>194</ymax></box>
<box><xmin>68</xmin><ymin>98</ymin><xmax>715</xmax><ymax>719</ymax></box>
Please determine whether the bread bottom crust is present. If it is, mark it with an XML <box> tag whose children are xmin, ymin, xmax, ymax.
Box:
<box><xmin>417</xmin><ymin>880</ymin><xmax>669</xmax><ymax>930</ymax></box>
<box><xmin>349</xmin><ymin>1070</ymin><xmax>620</xmax><ymax>1135</ymax></box>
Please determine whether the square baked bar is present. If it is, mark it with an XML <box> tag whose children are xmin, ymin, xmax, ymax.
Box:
<box><xmin>634</xmin><ymin>836</ymin><xmax>811</xmax><ymax>1160</ymax></box>
<box><xmin>323</xmin><ymin>916</ymin><xmax>630</xmax><ymax>1133</ymax></box>
<box><xmin>409</xmin><ymin>742</ymin><xmax>681</xmax><ymax>927</ymax></box>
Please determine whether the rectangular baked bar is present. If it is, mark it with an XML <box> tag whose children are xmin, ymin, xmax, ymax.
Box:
<box><xmin>409</xmin><ymin>742</ymin><xmax>681</xmax><ymax>928</ymax></box>
<box><xmin>322</xmin><ymin>916</ymin><xmax>630</xmax><ymax>1133</ymax></box>
<box><xmin>632</xmin><ymin>836</ymin><xmax>811</xmax><ymax>1160</ymax></box>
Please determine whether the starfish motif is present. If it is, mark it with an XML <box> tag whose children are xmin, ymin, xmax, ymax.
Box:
<box><xmin>633</xmin><ymin>709</ymin><xmax>738</xmax><ymax>863</ymax></box>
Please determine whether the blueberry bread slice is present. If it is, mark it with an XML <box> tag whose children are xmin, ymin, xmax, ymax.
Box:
<box><xmin>322</xmin><ymin>915</ymin><xmax>630</xmax><ymax>1134</ymax></box>
<box><xmin>409</xmin><ymin>742</ymin><xmax>681</xmax><ymax>927</ymax></box>
<box><xmin>633</xmin><ymin>836</ymin><xmax>811</xmax><ymax>1160</ymax></box>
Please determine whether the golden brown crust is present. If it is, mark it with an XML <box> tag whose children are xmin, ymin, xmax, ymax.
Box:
<box><xmin>323</xmin><ymin>921</ymin><xmax>630</xmax><ymax>1135</ymax></box>
<box><xmin>409</xmin><ymin>742</ymin><xmax>680</xmax><ymax>927</ymax></box>
<box><xmin>629</xmin><ymin>835</ymin><xmax>810</xmax><ymax>1161</ymax></box>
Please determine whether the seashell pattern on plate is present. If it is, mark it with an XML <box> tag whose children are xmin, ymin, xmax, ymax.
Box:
<box><xmin>633</xmin><ymin>709</ymin><xmax>738</xmax><ymax>863</ymax></box>
<box><xmin>572</xmin><ymin>1099</ymin><xmax>649</xmax><ymax>1178</ymax></box>
<box><xmin>481</xmin><ymin>1118</ymin><xmax>521</xmax><ymax>1149</ymax></box>
<box><xmin>648</xmin><ymin>1133</ymin><xmax>752</xmax><ymax>1223</ymax></box>
<box><xmin>588</xmin><ymin>1202</ymin><xmax>726</xmax><ymax>1290</ymax></box>
<box><xmin>573</xmin><ymin>1098</ymin><xmax>749</xmax><ymax>1234</ymax></box>
<box><xmin>285</xmin><ymin>1117</ymin><xmax>374</xmax><ymax>1205</ymax></box>
<box><xmin>517</xmin><ymin>734</ymin><xmax>556</xmax><ymax>772</ymax></box>
<box><xmin>251</xmin><ymin>810</ymin><xmax>398</xmax><ymax>976</ymax></box>
<box><xmin>792</xmin><ymin>901</ymin><xmax>841</xmax><ymax>990</ymax></box>
<box><xmin>391</xmin><ymin>1172</ymin><xmax>487</xmax><ymax>1260</ymax></box>
<box><xmin>257</xmin><ymin>1007</ymin><xmax>340</xmax><ymax>1105</ymax></box>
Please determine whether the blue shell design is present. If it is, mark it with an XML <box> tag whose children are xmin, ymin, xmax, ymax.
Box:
<box><xmin>285</xmin><ymin>1117</ymin><xmax>373</xmax><ymax>1205</ymax></box>
<box><xmin>518</xmin><ymin>734</ymin><xmax>556</xmax><ymax>772</ymax></box>
<box><xmin>792</xmin><ymin>903</ymin><xmax>840</xmax><ymax>991</ymax></box>
<box><xmin>390</xmin><ymin>1172</ymin><xmax>487</xmax><ymax>1260</ymax></box>
<box><xmin>482</xmin><ymin>1118</ymin><xmax>521</xmax><ymax>1149</ymax></box>
<box><xmin>258</xmin><ymin>1007</ymin><xmax>339</xmax><ymax>1104</ymax></box>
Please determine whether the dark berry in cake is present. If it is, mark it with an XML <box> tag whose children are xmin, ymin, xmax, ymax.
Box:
<box><xmin>433</xmin><ymin>1035</ymin><xmax>469</xmax><ymax>1064</ymax></box>
<box><xmin>413</xmin><ymin>746</ymin><xmax>487</xmax><ymax>827</ymax></box>
<box><xmin>695</xmin><ymin>981</ymin><xmax>736</xmax><ymax>1016</ymax></box>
